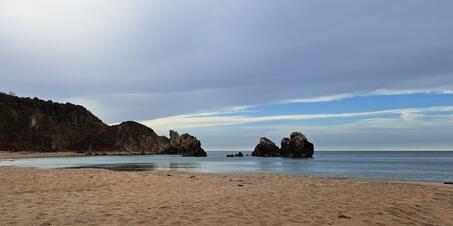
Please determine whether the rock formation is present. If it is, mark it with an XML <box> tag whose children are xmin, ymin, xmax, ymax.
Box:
<box><xmin>166</xmin><ymin>130</ymin><xmax>207</xmax><ymax>157</ymax></box>
<box><xmin>280</xmin><ymin>132</ymin><xmax>314</xmax><ymax>157</ymax></box>
<box><xmin>0</xmin><ymin>93</ymin><xmax>207</xmax><ymax>156</ymax></box>
<box><xmin>251</xmin><ymin>137</ymin><xmax>281</xmax><ymax>157</ymax></box>
<box><xmin>87</xmin><ymin>121</ymin><xmax>167</xmax><ymax>154</ymax></box>
<box><xmin>226</xmin><ymin>152</ymin><xmax>244</xmax><ymax>157</ymax></box>
<box><xmin>251</xmin><ymin>132</ymin><xmax>314</xmax><ymax>157</ymax></box>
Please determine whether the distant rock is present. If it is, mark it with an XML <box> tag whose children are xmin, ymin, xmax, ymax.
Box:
<box><xmin>226</xmin><ymin>152</ymin><xmax>244</xmax><ymax>157</ymax></box>
<box><xmin>251</xmin><ymin>132</ymin><xmax>314</xmax><ymax>157</ymax></box>
<box><xmin>0</xmin><ymin>93</ymin><xmax>207</xmax><ymax>157</ymax></box>
<box><xmin>280</xmin><ymin>132</ymin><xmax>314</xmax><ymax>157</ymax></box>
<box><xmin>166</xmin><ymin>130</ymin><xmax>207</xmax><ymax>157</ymax></box>
<box><xmin>251</xmin><ymin>137</ymin><xmax>280</xmax><ymax>157</ymax></box>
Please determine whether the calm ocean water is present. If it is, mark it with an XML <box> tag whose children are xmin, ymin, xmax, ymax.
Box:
<box><xmin>2</xmin><ymin>151</ymin><xmax>453</xmax><ymax>182</ymax></box>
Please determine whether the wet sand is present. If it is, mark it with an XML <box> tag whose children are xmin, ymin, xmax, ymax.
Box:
<box><xmin>0</xmin><ymin>166</ymin><xmax>452</xmax><ymax>226</ymax></box>
<box><xmin>0</xmin><ymin>151</ymin><xmax>83</xmax><ymax>159</ymax></box>
<box><xmin>0</xmin><ymin>151</ymin><xmax>153</xmax><ymax>159</ymax></box>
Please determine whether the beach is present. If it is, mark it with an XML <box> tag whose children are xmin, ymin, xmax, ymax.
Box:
<box><xmin>1</xmin><ymin>166</ymin><xmax>452</xmax><ymax>226</ymax></box>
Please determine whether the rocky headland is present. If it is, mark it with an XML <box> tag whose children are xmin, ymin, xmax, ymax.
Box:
<box><xmin>0</xmin><ymin>93</ymin><xmax>206</xmax><ymax>156</ymax></box>
<box><xmin>251</xmin><ymin>132</ymin><xmax>314</xmax><ymax>157</ymax></box>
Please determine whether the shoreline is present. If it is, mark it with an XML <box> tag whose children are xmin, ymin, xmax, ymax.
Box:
<box><xmin>1</xmin><ymin>151</ymin><xmax>452</xmax><ymax>186</ymax></box>
<box><xmin>0</xmin><ymin>151</ymin><xmax>85</xmax><ymax>159</ymax></box>
<box><xmin>0</xmin><ymin>151</ymin><xmax>184</xmax><ymax>159</ymax></box>
<box><xmin>0</xmin><ymin>167</ymin><xmax>452</xmax><ymax>225</ymax></box>
<box><xmin>1</xmin><ymin>165</ymin><xmax>451</xmax><ymax>188</ymax></box>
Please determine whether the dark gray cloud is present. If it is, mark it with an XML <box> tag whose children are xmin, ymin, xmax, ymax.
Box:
<box><xmin>1</xmin><ymin>0</ymin><xmax>453</xmax><ymax>122</ymax></box>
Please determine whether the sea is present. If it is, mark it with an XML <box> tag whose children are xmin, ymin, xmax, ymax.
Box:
<box><xmin>2</xmin><ymin>151</ymin><xmax>453</xmax><ymax>183</ymax></box>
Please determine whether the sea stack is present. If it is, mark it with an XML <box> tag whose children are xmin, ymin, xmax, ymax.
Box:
<box><xmin>251</xmin><ymin>137</ymin><xmax>280</xmax><ymax>157</ymax></box>
<box><xmin>251</xmin><ymin>132</ymin><xmax>314</xmax><ymax>157</ymax></box>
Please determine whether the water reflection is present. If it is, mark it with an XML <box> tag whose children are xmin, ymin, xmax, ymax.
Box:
<box><xmin>70</xmin><ymin>162</ymin><xmax>202</xmax><ymax>171</ymax></box>
<box><xmin>70</xmin><ymin>163</ymin><xmax>159</xmax><ymax>171</ymax></box>
<box><xmin>169</xmin><ymin>162</ymin><xmax>201</xmax><ymax>170</ymax></box>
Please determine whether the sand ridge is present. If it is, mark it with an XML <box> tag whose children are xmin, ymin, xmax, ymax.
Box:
<box><xmin>0</xmin><ymin>167</ymin><xmax>452</xmax><ymax>225</ymax></box>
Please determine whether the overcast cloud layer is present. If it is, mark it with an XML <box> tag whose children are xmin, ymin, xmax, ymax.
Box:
<box><xmin>1</xmin><ymin>1</ymin><xmax>453</xmax><ymax>150</ymax></box>
<box><xmin>1</xmin><ymin>0</ymin><xmax>453</xmax><ymax>122</ymax></box>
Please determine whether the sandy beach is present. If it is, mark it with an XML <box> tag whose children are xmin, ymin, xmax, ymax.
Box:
<box><xmin>0</xmin><ymin>166</ymin><xmax>452</xmax><ymax>226</ymax></box>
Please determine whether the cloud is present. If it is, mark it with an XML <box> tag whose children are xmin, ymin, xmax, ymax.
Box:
<box><xmin>283</xmin><ymin>88</ymin><xmax>453</xmax><ymax>104</ymax></box>
<box><xmin>143</xmin><ymin>105</ymin><xmax>453</xmax><ymax>132</ymax></box>
<box><xmin>282</xmin><ymin>93</ymin><xmax>358</xmax><ymax>104</ymax></box>
<box><xmin>1</xmin><ymin>1</ymin><xmax>453</xmax><ymax>122</ymax></box>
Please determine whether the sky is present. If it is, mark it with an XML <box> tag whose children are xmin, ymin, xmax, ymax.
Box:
<box><xmin>1</xmin><ymin>0</ymin><xmax>453</xmax><ymax>151</ymax></box>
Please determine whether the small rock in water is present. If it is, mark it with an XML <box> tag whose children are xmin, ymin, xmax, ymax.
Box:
<box><xmin>235</xmin><ymin>152</ymin><xmax>244</xmax><ymax>157</ymax></box>
<box><xmin>444</xmin><ymin>182</ymin><xmax>453</xmax><ymax>185</ymax></box>
<box><xmin>226</xmin><ymin>152</ymin><xmax>244</xmax><ymax>157</ymax></box>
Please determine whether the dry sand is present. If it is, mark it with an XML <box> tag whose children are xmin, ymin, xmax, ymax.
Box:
<box><xmin>0</xmin><ymin>167</ymin><xmax>452</xmax><ymax>226</ymax></box>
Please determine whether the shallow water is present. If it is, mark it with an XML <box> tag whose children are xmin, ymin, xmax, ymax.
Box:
<box><xmin>2</xmin><ymin>151</ymin><xmax>453</xmax><ymax>182</ymax></box>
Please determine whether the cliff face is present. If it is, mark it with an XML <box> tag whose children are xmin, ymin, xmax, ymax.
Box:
<box><xmin>0</xmin><ymin>93</ymin><xmax>206</xmax><ymax>156</ymax></box>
